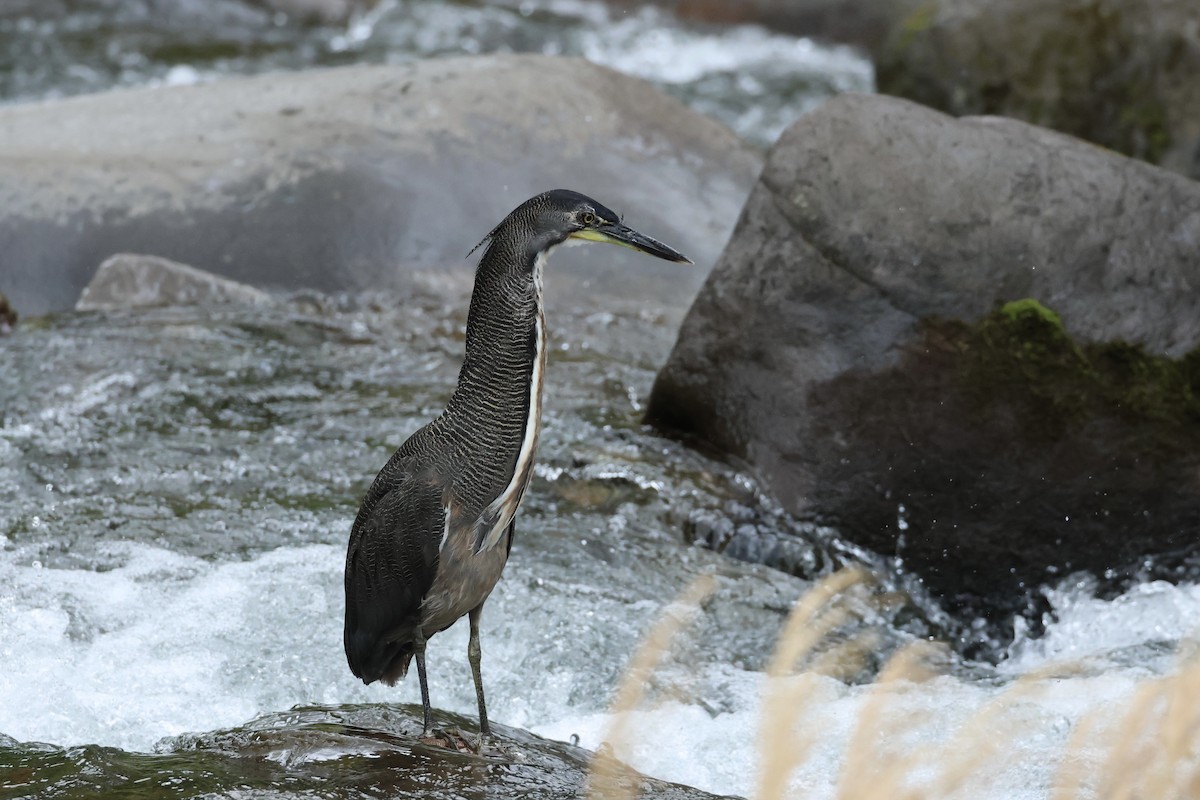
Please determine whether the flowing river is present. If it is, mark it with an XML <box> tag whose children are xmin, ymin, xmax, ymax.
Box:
<box><xmin>1</xmin><ymin>2</ymin><xmax>1197</xmax><ymax>798</ymax></box>
<box><xmin>3</xmin><ymin>291</ymin><xmax>1197</xmax><ymax>798</ymax></box>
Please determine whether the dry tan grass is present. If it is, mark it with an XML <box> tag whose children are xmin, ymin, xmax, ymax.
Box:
<box><xmin>587</xmin><ymin>567</ymin><xmax>1200</xmax><ymax>800</ymax></box>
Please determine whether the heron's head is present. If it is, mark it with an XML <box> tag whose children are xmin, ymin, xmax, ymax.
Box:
<box><xmin>477</xmin><ymin>189</ymin><xmax>693</xmax><ymax>265</ymax></box>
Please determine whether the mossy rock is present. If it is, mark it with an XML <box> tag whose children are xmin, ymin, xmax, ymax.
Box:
<box><xmin>647</xmin><ymin>92</ymin><xmax>1200</xmax><ymax>656</ymax></box>
<box><xmin>876</xmin><ymin>0</ymin><xmax>1200</xmax><ymax>178</ymax></box>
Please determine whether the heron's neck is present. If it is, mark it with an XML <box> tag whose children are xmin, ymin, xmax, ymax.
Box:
<box><xmin>447</xmin><ymin>247</ymin><xmax>547</xmax><ymax>421</ymax></box>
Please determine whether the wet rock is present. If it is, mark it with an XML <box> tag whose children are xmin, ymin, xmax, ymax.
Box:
<box><xmin>877</xmin><ymin>0</ymin><xmax>1200</xmax><ymax>179</ymax></box>
<box><xmin>646</xmin><ymin>93</ymin><xmax>1200</xmax><ymax>634</ymax></box>
<box><xmin>0</xmin><ymin>293</ymin><xmax>15</xmax><ymax>335</ymax></box>
<box><xmin>5</xmin><ymin>705</ymin><xmax>737</xmax><ymax>799</ymax></box>
<box><xmin>76</xmin><ymin>254</ymin><xmax>271</xmax><ymax>311</ymax></box>
<box><xmin>0</xmin><ymin>55</ymin><xmax>759</xmax><ymax>319</ymax></box>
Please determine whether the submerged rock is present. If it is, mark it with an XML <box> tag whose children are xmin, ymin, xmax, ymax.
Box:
<box><xmin>0</xmin><ymin>55</ymin><xmax>759</xmax><ymax>318</ymax></box>
<box><xmin>76</xmin><ymin>254</ymin><xmax>271</xmax><ymax>311</ymax></box>
<box><xmin>646</xmin><ymin>93</ymin><xmax>1200</xmax><ymax>637</ymax></box>
<box><xmin>1</xmin><ymin>705</ymin><xmax>737</xmax><ymax>800</ymax></box>
<box><xmin>877</xmin><ymin>0</ymin><xmax>1200</xmax><ymax>179</ymax></box>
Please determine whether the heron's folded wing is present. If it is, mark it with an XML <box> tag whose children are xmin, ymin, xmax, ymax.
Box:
<box><xmin>343</xmin><ymin>476</ymin><xmax>444</xmax><ymax>680</ymax></box>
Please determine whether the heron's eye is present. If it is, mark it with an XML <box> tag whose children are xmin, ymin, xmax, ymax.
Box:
<box><xmin>580</xmin><ymin>211</ymin><xmax>597</xmax><ymax>226</ymax></box>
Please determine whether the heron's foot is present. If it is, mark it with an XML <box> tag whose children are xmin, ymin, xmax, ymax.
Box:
<box><xmin>470</xmin><ymin>729</ymin><xmax>503</xmax><ymax>758</ymax></box>
<box><xmin>449</xmin><ymin>726</ymin><xmax>499</xmax><ymax>757</ymax></box>
<box><xmin>417</xmin><ymin>727</ymin><xmax>477</xmax><ymax>754</ymax></box>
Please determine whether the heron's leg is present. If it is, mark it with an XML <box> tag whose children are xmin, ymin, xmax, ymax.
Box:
<box><xmin>468</xmin><ymin>603</ymin><xmax>490</xmax><ymax>738</ymax></box>
<box><xmin>413</xmin><ymin>626</ymin><xmax>433</xmax><ymax>736</ymax></box>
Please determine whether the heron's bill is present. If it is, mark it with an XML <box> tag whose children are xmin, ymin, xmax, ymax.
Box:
<box><xmin>570</xmin><ymin>224</ymin><xmax>692</xmax><ymax>264</ymax></box>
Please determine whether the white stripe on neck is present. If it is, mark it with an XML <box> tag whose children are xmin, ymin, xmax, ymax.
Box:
<box><xmin>475</xmin><ymin>248</ymin><xmax>548</xmax><ymax>553</ymax></box>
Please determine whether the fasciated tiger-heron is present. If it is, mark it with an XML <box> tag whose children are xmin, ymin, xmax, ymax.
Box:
<box><xmin>343</xmin><ymin>189</ymin><xmax>691</xmax><ymax>746</ymax></box>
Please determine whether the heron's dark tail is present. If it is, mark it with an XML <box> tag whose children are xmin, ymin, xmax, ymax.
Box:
<box><xmin>345</xmin><ymin>628</ymin><xmax>415</xmax><ymax>686</ymax></box>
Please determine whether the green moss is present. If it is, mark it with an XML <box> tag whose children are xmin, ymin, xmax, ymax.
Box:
<box><xmin>894</xmin><ymin>2</ymin><xmax>937</xmax><ymax>51</ymax></box>
<box><xmin>146</xmin><ymin>40</ymin><xmax>285</xmax><ymax>64</ymax></box>
<box><xmin>17</xmin><ymin>315</ymin><xmax>53</xmax><ymax>331</ymax></box>
<box><xmin>1117</xmin><ymin>99</ymin><xmax>1172</xmax><ymax>164</ymax></box>
<box><xmin>998</xmin><ymin>298</ymin><xmax>1063</xmax><ymax>329</ymax></box>
<box><xmin>936</xmin><ymin>300</ymin><xmax>1200</xmax><ymax>439</ymax></box>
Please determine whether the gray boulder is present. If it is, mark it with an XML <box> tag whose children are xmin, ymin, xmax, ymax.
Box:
<box><xmin>646</xmin><ymin>93</ymin><xmax>1200</xmax><ymax>630</ymax></box>
<box><xmin>0</xmin><ymin>55</ymin><xmax>759</xmax><ymax>318</ymax></box>
<box><xmin>76</xmin><ymin>253</ymin><xmax>271</xmax><ymax>310</ymax></box>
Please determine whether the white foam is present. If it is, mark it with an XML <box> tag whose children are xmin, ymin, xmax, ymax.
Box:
<box><xmin>579</xmin><ymin>15</ymin><xmax>870</xmax><ymax>88</ymax></box>
<box><xmin>1002</xmin><ymin>578</ymin><xmax>1200</xmax><ymax>674</ymax></box>
<box><xmin>0</xmin><ymin>543</ymin><xmax>331</xmax><ymax>749</ymax></box>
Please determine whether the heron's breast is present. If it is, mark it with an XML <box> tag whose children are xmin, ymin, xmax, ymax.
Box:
<box><xmin>421</xmin><ymin>522</ymin><xmax>510</xmax><ymax>632</ymax></box>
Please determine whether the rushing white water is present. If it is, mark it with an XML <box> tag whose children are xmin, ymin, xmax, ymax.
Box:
<box><xmin>1</xmin><ymin>526</ymin><xmax>1195</xmax><ymax>797</ymax></box>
